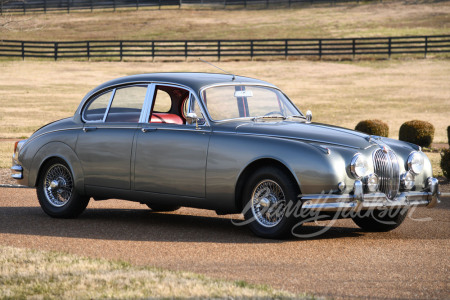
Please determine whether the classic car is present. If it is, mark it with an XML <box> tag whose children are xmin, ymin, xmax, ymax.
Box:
<box><xmin>11</xmin><ymin>72</ymin><xmax>440</xmax><ymax>238</ymax></box>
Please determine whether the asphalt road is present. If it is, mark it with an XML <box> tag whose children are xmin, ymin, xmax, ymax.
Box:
<box><xmin>0</xmin><ymin>187</ymin><xmax>449</xmax><ymax>299</ymax></box>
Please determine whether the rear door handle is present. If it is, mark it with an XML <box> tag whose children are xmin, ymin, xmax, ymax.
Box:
<box><xmin>83</xmin><ymin>126</ymin><xmax>97</xmax><ymax>132</ymax></box>
<box><xmin>141</xmin><ymin>127</ymin><xmax>157</xmax><ymax>133</ymax></box>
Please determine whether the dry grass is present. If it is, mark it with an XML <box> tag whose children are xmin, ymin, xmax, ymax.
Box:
<box><xmin>0</xmin><ymin>142</ymin><xmax>13</xmax><ymax>169</ymax></box>
<box><xmin>0</xmin><ymin>245</ymin><xmax>304</xmax><ymax>299</ymax></box>
<box><xmin>0</xmin><ymin>2</ymin><xmax>448</xmax><ymax>41</ymax></box>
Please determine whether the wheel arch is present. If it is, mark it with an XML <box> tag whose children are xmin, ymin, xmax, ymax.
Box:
<box><xmin>234</xmin><ymin>157</ymin><xmax>301</xmax><ymax>211</ymax></box>
<box><xmin>30</xmin><ymin>142</ymin><xmax>85</xmax><ymax>195</ymax></box>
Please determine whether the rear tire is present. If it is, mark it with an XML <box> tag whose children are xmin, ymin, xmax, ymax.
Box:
<box><xmin>146</xmin><ymin>204</ymin><xmax>180</xmax><ymax>212</ymax></box>
<box><xmin>242</xmin><ymin>166</ymin><xmax>300</xmax><ymax>239</ymax></box>
<box><xmin>352</xmin><ymin>208</ymin><xmax>408</xmax><ymax>232</ymax></box>
<box><xmin>36</xmin><ymin>158</ymin><xmax>89</xmax><ymax>218</ymax></box>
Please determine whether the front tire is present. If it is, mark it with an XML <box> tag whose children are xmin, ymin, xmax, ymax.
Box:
<box><xmin>352</xmin><ymin>208</ymin><xmax>408</xmax><ymax>232</ymax></box>
<box><xmin>242</xmin><ymin>166</ymin><xmax>300</xmax><ymax>239</ymax></box>
<box><xmin>37</xmin><ymin>158</ymin><xmax>89</xmax><ymax>218</ymax></box>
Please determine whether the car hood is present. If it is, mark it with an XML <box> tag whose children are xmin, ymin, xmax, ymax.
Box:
<box><xmin>235</xmin><ymin>121</ymin><xmax>372</xmax><ymax>149</ymax></box>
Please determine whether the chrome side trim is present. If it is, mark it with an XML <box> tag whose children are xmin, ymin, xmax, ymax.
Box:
<box><xmin>154</xmin><ymin>127</ymin><xmax>211</xmax><ymax>133</ymax></box>
<box><xmin>26</xmin><ymin>127</ymin><xmax>81</xmax><ymax>145</ymax></box>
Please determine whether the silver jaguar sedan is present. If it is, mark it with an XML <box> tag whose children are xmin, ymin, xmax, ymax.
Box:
<box><xmin>11</xmin><ymin>73</ymin><xmax>440</xmax><ymax>238</ymax></box>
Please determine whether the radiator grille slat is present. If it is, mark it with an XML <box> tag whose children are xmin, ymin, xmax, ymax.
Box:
<box><xmin>373</xmin><ymin>149</ymin><xmax>400</xmax><ymax>199</ymax></box>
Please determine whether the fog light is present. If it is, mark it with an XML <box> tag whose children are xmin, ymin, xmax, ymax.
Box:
<box><xmin>364</xmin><ymin>173</ymin><xmax>379</xmax><ymax>193</ymax></box>
<box><xmin>401</xmin><ymin>171</ymin><xmax>415</xmax><ymax>190</ymax></box>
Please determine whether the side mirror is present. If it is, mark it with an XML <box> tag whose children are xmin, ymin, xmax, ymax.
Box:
<box><xmin>186</xmin><ymin>112</ymin><xmax>199</xmax><ymax>129</ymax></box>
<box><xmin>306</xmin><ymin>110</ymin><xmax>312</xmax><ymax>123</ymax></box>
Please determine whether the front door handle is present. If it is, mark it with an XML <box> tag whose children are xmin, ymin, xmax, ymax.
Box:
<box><xmin>141</xmin><ymin>127</ymin><xmax>157</xmax><ymax>133</ymax></box>
<box><xmin>83</xmin><ymin>126</ymin><xmax>97</xmax><ymax>132</ymax></box>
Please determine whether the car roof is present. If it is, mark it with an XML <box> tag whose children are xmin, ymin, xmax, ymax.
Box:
<box><xmin>87</xmin><ymin>72</ymin><xmax>276</xmax><ymax>96</ymax></box>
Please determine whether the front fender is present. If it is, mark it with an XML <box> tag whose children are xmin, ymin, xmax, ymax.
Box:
<box><xmin>30</xmin><ymin>142</ymin><xmax>85</xmax><ymax>195</ymax></box>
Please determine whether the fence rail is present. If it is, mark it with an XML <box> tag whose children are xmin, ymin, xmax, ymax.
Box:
<box><xmin>1</xmin><ymin>36</ymin><xmax>449</xmax><ymax>61</ymax></box>
<box><xmin>3</xmin><ymin>0</ymin><xmax>448</xmax><ymax>14</ymax></box>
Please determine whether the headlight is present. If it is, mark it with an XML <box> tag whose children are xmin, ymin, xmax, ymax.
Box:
<box><xmin>401</xmin><ymin>171</ymin><xmax>415</xmax><ymax>190</ymax></box>
<box><xmin>350</xmin><ymin>153</ymin><xmax>368</xmax><ymax>179</ymax></box>
<box><xmin>364</xmin><ymin>173</ymin><xmax>379</xmax><ymax>193</ymax></box>
<box><xmin>407</xmin><ymin>151</ymin><xmax>424</xmax><ymax>175</ymax></box>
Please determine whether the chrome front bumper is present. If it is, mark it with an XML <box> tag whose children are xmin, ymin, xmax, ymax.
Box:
<box><xmin>301</xmin><ymin>177</ymin><xmax>440</xmax><ymax>212</ymax></box>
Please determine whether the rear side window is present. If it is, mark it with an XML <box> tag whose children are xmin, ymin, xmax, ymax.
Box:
<box><xmin>83</xmin><ymin>91</ymin><xmax>112</xmax><ymax>122</ymax></box>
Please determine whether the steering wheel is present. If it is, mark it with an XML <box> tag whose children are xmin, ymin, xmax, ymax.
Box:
<box><xmin>264</xmin><ymin>111</ymin><xmax>284</xmax><ymax>117</ymax></box>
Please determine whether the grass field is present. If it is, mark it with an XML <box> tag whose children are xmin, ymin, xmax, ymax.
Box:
<box><xmin>0</xmin><ymin>245</ymin><xmax>305</xmax><ymax>299</ymax></box>
<box><xmin>1</xmin><ymin>2</ymin><xmax>449</xmax><ymax>41</ymax></box>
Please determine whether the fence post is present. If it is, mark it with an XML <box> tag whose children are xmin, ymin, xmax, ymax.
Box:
<box><xmin>285</xmin><ymin>39</ymin><xmax>288</xmax><ymax>59</ymax></box>
<box><xmin>424</xmin><ymin>36</ymin><xmax>428</xmax><ymax>59</ymax></box>
<box><xmin>136</xmin><ymin>0</ymin><xmax>139</xmax><ymax>10</ymax></box>
<box><xmin>218</xmin><ymin>40</ymin><xmax>221</xmax><ymax>61</ymax></box>
<box><xmin>87</xmin><ymin>41</ymin><xmax>90</xmax><ymax>61</ymax></box>
<box><xmin>44</xmin><ymin>0</ymin><xmax>47</xmax><ymax>13</ymax></box>
<box><xmin>0</xmin><ymin>0</ymin><xmax>2</xmax><ymax>15</ymax></box>
<box><xmin>54</xmin><ymin>42</ymin><xmax>58</xmax><ymax>61</ymax></box>
<box><xmin>352</xmin><ymin>38</ymin><xmax>355</xmax><ymax>60</ymax></box>
<box><xmin>23</xmin><ymin>0</ymin><xmax>26</xmax><ymax>14</ymax></box>
<box><xmin>21</xmin><ymin>42</ymin><xmax>25</xmax><ymax>60</ymax></box>
<box><xmin>152</xmin><ymin>41</ymin><xmax>155</xmax><ymax>62</ymax></box>
<box><xmin>91</xmin><ymin>0</ymin><xmax>93</xmax><ymax>12</ymax></box>
<box><xmin>250</xmin><ymin>40</ymin><xmax>254</xmax><ymax>60</ymax></box>
<box><xmin>266</xmin><ymin>0</ymin><xmax>269</xmax><ymax>9</ymax></box>
<box><xmin>184</xmin><ymin>41</ymin><xmax>188</xmax><ymax>61</ymax></box>
<box><xmin>244</xmin><ymin>0</ymin><xmax>247</xmax><ymax>8</ymax></box>
<box><xmin>179</xmin><ymin>0</ymin><xmax>182</xmax><ymax>9</ymax></box>
<box><xmin>119</xmin><ymin>41</ymin><xmax>123</xmax><ymax>61</ymax></box>
<box><xmin>318</xmin><ymin>39</ymin><xmax>322</xmax><ymax>60</ymax></box>
<box><xmin>68</xmin><ymin>0</ymin><xmax>70</xmax><ymax>14</ymax></box>
<box><xmin>113</xmin><ymin>0</ymin><xmax>116</xmax><ymax>11</ymax></box>
<box><xmin>388</xmin><ymin>37</ymin><xmax>391</xmax><ymax>59</ymax></box>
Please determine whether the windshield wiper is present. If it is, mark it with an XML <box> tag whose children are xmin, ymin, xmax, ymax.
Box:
<box><xmin>252</xmin><ymin>115</ymin><xmax>286</xmax><ymax>122</ymax></box>
<box><xmin>286</xmin><ymin>115</ymin><xmax>306</xmax><ymax>120</ymax></box>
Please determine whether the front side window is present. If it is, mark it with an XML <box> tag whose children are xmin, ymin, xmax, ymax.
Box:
<box><xmin>202</xmin><ymin>85</ymin><xmax>300</xmax><ymax>121</ymax></box>
<box><xmin>105</xmin><ymin>85</ymin><xmax>147</xmax><ymax>123</ymax></box>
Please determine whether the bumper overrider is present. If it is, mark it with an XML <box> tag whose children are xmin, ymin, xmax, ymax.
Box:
<box><xmin>301</xmin><ymin>177</ymin><xmax>440</xmax><ymax>212</ymax></box>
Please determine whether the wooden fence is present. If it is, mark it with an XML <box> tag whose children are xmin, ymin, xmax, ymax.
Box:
<box><xmin>1</xmin><ymin>36</ymin><xmax>449</xmax><ymax>61</ymax></box>
<box><xmin>0</xmin><ymin>0</ymin><xmax>407</xmax><ymax>14</ymax></box>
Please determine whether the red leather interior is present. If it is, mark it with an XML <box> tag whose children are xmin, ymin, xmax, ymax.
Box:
<box><xmin>150</xmin><ymin>113</ymin><xmax>184</xmax><ymax>125</ymax></box>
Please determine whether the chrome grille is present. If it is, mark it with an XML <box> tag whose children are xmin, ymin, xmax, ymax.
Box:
<box><xmin>373</xmin><ymin>149</ymin><xmax>400</xmax><ymax>199</ymax></box>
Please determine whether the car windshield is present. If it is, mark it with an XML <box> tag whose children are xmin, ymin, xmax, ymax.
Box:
<box><xmin>201</xmin><ymin>85</ymin><xmax>302</xmax><ymax>121</ymax></box>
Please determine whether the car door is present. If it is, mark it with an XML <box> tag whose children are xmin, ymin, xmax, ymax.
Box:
<box><xmin>133</xmin><ymin>85</ymin><xmax>211</xmax><ymax>198</ymax></box>
<box><xmin>76</xmin><ymin>84</ymin><xmax>149</xmax><ymax>190</ymax></box>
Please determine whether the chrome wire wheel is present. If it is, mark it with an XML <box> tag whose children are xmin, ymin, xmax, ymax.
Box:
<box><xmin>43</xmin><ymin>163</ymin><xmax>73</xmax><ymax>208</ymax></box>
<box><xmin>250</xmin><ymin>179</ymin><xmax>287</xmax><ymax>228</ymax></box>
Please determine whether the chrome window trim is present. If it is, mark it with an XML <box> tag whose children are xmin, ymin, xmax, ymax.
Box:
<box><xmin>139</xmin><ymin>84</ymin><xmax>155</xmax><ymax>123</ymax></box>
<box><xmin>82</xmin><ymin>89</ymin><xmax>113</xmax><ymax>123</ymax></box>
<box><xmin>139</xmin><ymin>82</ymin><xmax>210</xmax><ymax>128</ymax></box>
<box><xmin>102</xmin><ymin>88</ymin><xmax>116</xmax><ymax>122</ymax></box>
<box><xmin>82</xmin><ymin>83</ymin><xmax>149</xmax><ymax>124</ymax></box>
<box><xmin>199</xmin><ymin>83</ymin><xmax>303</xmax><ymax>123</ymax></box>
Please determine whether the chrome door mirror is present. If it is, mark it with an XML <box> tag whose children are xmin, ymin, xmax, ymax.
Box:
<box><xmin>186</xmin><ymin>112</ymin><xmax>199</xmax><ymax>129</ymax></box>
<box><xmin>306</xmin><ymin>110</ymin><xmax>312</xmax><ymax>123</ymax></box>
